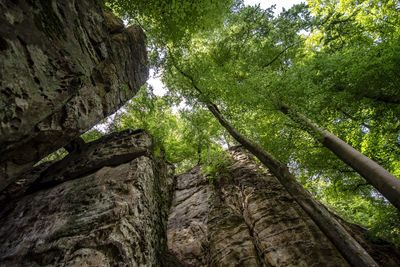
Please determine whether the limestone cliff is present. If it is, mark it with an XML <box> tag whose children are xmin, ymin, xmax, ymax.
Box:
<box><xmin>0</xmin><ymin>129</ymin><xmax>174</xmax><ymax>266</ymax></box>
<box><xmin>167</xmin><ymin>147</ymin><xmax>400</xmax><ymax>266</ymax></box>
<box><xmin>1</xmin><ymin>1</ymin><xmax>400</xmax><ymax>266</ymax></box>
<box><xmin>0</xmin><ymin>0</ymin><xmax>148</xmax><ymax>191</ymax></box>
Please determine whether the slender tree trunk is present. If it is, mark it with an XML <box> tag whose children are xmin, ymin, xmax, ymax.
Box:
<box><xmin>197</xmin><ymin>142</ymin><xmax>202</xmax><ymax>165</ymax></box>
<box><xmin>207</xmin><ymin>104</ymin><xmax>378</xmax><ymax>267</ymax></box>
<box><xmin>277</xmin><ymin>100</ymin><xmax>400</xmax><ymax>211</ymax></box>
<box><xmin>171</xmin><ymin>61</ymin><xmax>377</xmax><ymax>266</ymax></box>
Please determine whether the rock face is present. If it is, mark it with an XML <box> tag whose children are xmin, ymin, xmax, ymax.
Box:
<box><xmin>167</xmin><ymin>165</ymin><xmax>211</xmax><ymax>266</ymax></box>
<box><xmin>0</xmin><ymin>0</ymin><xmax>148</xmax><ymax>191</ymax></box>
<box><xmin>1</xmin><ymin>139</ymin><xmax>399</xmax><ymax>267</ymax></box>
<box><xmin>0</xmin><ymin>129</ymin><xmax>175</xmax><ymax>266</ymax></box>
<box><xmin>167</xmin><ymin>148</ymin><xmax>348</xmax><ymax>266</ymax></box>
<box><xmin>167</xmin><ymin>147</ymin><xmax>400</xmax><ymax>266</ymax></box>
<box><xmin>1</xmin><ymin>1</ymin><xmax>399</xmax><ymax>264</ymax></box>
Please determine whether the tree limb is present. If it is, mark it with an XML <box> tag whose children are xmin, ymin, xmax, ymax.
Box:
<box><xmin>262</xmin><ymin>40</ymin><xmax>304</xmax><ymax>68</ymax></box>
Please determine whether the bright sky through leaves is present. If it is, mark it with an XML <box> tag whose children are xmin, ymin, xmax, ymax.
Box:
<box><xmin>244</xmin><ymin>0</ymin><xmax>306</xmax><ymax>14</ymax></box>
<box><xmin>98</xmin><ymin>0</ymin><xmax>400</xmax><ymax>245</ymax></box>
<box><xmin>148</xmin><ymin>0</ymin><xmax>306</xmax><ymax>96</ymax></box>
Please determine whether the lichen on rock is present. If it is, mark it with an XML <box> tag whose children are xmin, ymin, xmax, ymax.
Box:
<box><xmin>0</xmin><ymin>0</ymin><xmax>148</xmax><ymax>191</ymax></box>
<box><xmin>0</xmin><ymin>129</ymin><xmax>175</xmax><ymax>266</ymax></box>
<box><xmin>167</xmin><ymin>147</ymin><xmax>400</xmax><ymax>266</ymax></box>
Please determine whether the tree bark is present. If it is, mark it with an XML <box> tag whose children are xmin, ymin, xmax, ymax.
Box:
<box><xmin>207</xmin><ymin>104</ymin><xmax>378</xmax><ymax>267</ymax></box>
<box><xmin>278</xmin><ymin>101</ymin><xmax>400</xmax><ymax>211</ymax></box>
<box><xmin>171</xmin><ymin>61</ymin><xmax>377</xmax><ymax>266</ymax></box>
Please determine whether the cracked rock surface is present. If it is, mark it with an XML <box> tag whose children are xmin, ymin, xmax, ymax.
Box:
<box><xmin>0</xmin><ymin>129</ymin><xmax>174</xmax><ymax>266</ymax></box>
<box><xmin>167</xmin><ymin>147</ymin><xmax>400</xmax><ymax>267</ymax></box>
<box><xmin>0</xmin><ymin>0</ymin><xmax>148</xmax><ymax>191</ymax></box>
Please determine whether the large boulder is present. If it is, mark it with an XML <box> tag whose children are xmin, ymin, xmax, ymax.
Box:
<box><xmin>0</xmin><ymin>129</ymin><xmax>174</xmax><ymax>266</ymax></box>
<box><xmin>0</xmin><ymin>0</ymin><xmax>148</xmax><ymax>191</ymax></box>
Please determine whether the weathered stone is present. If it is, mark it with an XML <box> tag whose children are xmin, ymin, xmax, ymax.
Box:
<box><xmin>167</xmin><ymin>165</ymin><xmax>210</xmax><ymax>266</ymax></box>
<box><xmin>0</xmin><ymin>0</ymin><xmax>148</xmax><ymax>191</ymax></box>
<box><xmin>0</xmin><ymin>129</ymin><xmax>150</xmax><ymax>209</ymax></box>
<box><xmin>0</xmin><ymin>130</ymin><xmax>174</xmax><ymax>266</ymax></box>
<box><xmin>167</xmin><ymin>147</ymin><xmax>400</xmax><ymax>266</ymax></box>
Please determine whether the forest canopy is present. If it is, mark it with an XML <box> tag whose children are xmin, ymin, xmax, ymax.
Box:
<box><xmin>84</xmin><ymin>0</ymin><xmax>400</xmax><ymax>246</ymax></box>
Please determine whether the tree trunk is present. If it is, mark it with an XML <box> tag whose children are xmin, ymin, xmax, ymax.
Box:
<box><xmin>171</xmin><ymin>61</ymin><xmax>377</xmax><ymax>265</ymax></box>
<box><xmin>207</xmin><ymin>104</ymin><xmax>378</xmax><ymax>267</ymax></box>
<box><xmin>278</xmin><ymin>101</ymin><xmax>400</xmax><ymax>211</ymax></box>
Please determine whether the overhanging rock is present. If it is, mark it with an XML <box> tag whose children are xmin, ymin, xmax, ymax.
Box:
<box><xmin>0</xmin><ymin>0</ymin><xmax>148</xmax><ymax>191</ymax></box>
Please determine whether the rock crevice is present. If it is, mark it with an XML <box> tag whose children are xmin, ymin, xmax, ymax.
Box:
<box><xmin>0</xmin><ymin>129</ymin><xmax>175</xmax><ymax>266</ymax></box>
<box><xmin>167</xmin><ymin>147</ymin><xmax>400</xmax><ymax>267</ymax></box>
<box><xmin>0</xmin><ymin>0</ymin><xmax>148</xmax><ymax>191</ymax></box>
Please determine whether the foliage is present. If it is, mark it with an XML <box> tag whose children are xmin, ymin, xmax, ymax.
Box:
<box><xmin>110</xmin><ymin>85</ymin><xmax>230</xmax><ymax>173</ymax></box>
<box><xmin>103</xmin><ymin>0</ymin><xmax>234</xmax><ymax>67</ymax></box>
<box><xmin>308</xmin><ymin>0</ymin><xmax>400</xmax><ymax>49</ymax></box>
<box><xmin>200</xmin><ymin>149</ymin><xmax>233</xmax><ymax>185</ymax></box>
<box><xmin>158</xmin><ymin>1</ymin><xmax>400</xmax><ymax>245</ymax></box>
<box><xmin>81</xmin><ymin>129</ymin><xmax>106</xmax><ymax>143</ymax></box>
<box><xmin>34</xmin><ymin>147</ymin><xmax>68</xmax><ymax>166</ymax></box>
<box><xmin>89</xmin><ymin>0</ymin><xmax>400</xmax><ymax>246</ymax></box>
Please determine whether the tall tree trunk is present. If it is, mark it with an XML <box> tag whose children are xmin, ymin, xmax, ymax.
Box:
<box><xmin>207</xmin><ymin>104</ymin><xmax>378</xmax><ymax>267</ymax></box>
<box><xmin>277</xmin><ymin>100</ymin><xmax>400</xmax><ymax>211</ymax></box>
<box><xmin>171</xmin><ymin>61</ymin><xmax>377</xmax><ymax>266</ymax></box>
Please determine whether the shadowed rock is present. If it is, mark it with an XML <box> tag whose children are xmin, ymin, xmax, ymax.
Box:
<box><xmin>0</xmin><ymin>129</ymin><xmax>175</xmax><ymax>266</ymax></box>
<box><xmin>167</xmin><ymin>147</ymin><xmax>400</xmax><ymax>266</ymax></box>
<box><xmin>0</xmin><ymin>0</ymin><xmax>148</xmax><ymax>191</ymax></box>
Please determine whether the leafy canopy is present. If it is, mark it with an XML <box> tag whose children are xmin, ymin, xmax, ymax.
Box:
<box><xmin>103</xmin><ymin>0</ymin><xmax>234</xmax><ymax>68</ymax></box>
<box><xmin>41</xmin><ymin>0</ymin><xmax>400</xmax><ymax>246</ymax></box>
<box><xmin>159</xmin><ymin>1</ymin><xmax>400</xmax><ymax>245</ymax></box>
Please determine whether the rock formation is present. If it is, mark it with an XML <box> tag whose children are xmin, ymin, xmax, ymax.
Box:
<box><xmin>1</xmin><ymin>1</ymin><xmax>399</xmax><ymax>266</ymax></box>
<box><xmin>2</xmin><ymin>137</ymin><xmax>399</xmax><ymax>266</ymax></box>
<box><xmin>0</xmin><ymin>0</ymin><xmax>148</xmax><ymax>191</ymax></box>
<box><xmin>0</xmin><ymin>129</ymin><xmax>175</xmax><ymax>266</ymax></box>
<box><xmin>167</xmin><ymin>147</ymin><xmax>400</xmax><ymax>266</ymax></box>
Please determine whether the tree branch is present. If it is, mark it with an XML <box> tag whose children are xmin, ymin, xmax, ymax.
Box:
<box><xmin>262</xmin><ymin>40</ymin><xmax>304</xmax><ymax>68</ymax></box>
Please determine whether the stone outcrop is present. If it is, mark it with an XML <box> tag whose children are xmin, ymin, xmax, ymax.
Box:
<box><xmin>167</xmin><ymin>165</ymin><xmax>211</xmax><ymax>266</ymax></box>
<box><xmin>2</xmin><ymin>138</ymin><xmax>399</xmax><ymax>267</ymax></box>
<box><xmin>1</xmin><ymin>1</ymin><xmax>399</xmax><ymax>264</ymax></box>
<box><xmin>0</xmin><ymin>0</ymin><xmax>148</xmax><ymax>191</ymax></box>
<box><xmin>167</xmin><ymin>147</ymin><xmax>400</xmax><ymax>266</ymax></box>
<box><xmin>0</xmin><ymin>129</ymin><xmax>175</xmax><ymax>266</ymax></box>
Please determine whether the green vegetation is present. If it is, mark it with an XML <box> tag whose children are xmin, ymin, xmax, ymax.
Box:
<box><xmin>106</xmin><ymin>86</ymin><xmax>229</xmax><ymax>174</ymax></box>
<box><xmin>103</xmin><ymin>0</ymin><xmax>234</xmax><ymax>67</ymax></box>
<box><xmin>35</xmin><ymin>147</ymin><xmax>69</xmax><ymax>165</ymax></box>
<box><xmin>159</xmin><ymin>0</ymin><xmax>400</xmax><ymax>245</ymax></box>
<box><xmin>104</xmin><ymin>0</ymin><xmax>233</xmax><ymax>45</ymax></box>
<box><xmin>200</xmin><ymin>149</ymin><xmax>233</xmax><ymax>185</ymax></box>
<box><xmin>43</xmin><ymin>0</ymin><xmax>399</xmax><ymax>246</ymax></box>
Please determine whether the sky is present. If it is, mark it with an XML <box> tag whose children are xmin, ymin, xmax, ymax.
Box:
<box><xmin>244</xmin><ymin>0</ymin><xmax>306</xmax><ymax>14</ymax></box>
<box><xmin>96</xmin><ymin>0</ymin><xmax>305</xmax><ymax>132</ymax></box>
<box><xmin>148</xmin><ymin>0</ymin><xmax>306</xmax><ymax>96</ymax></box>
